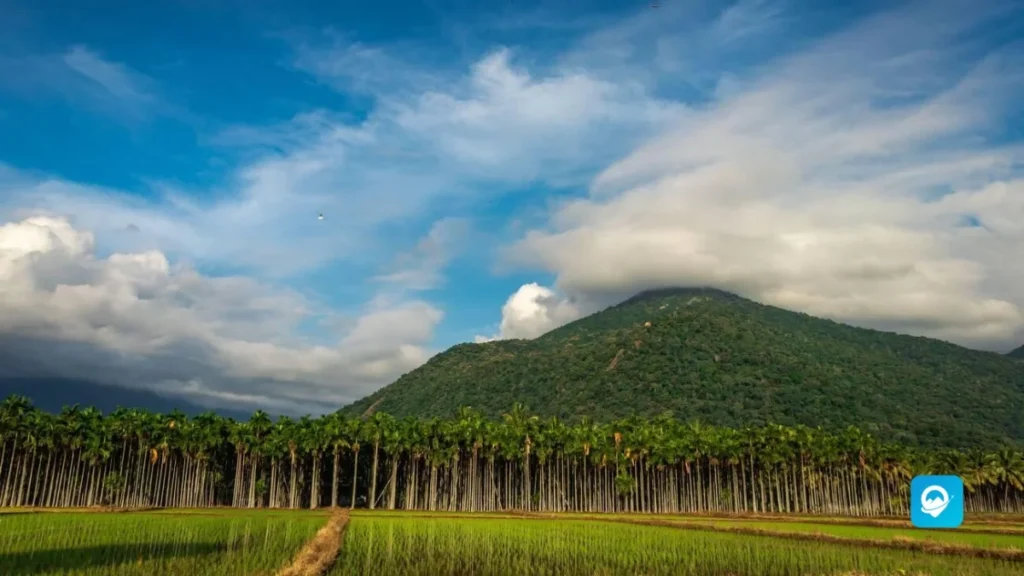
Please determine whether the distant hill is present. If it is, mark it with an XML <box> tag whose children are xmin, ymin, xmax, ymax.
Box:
<box><xmin>343</xmin><ymin>288</ymin><xmax>1024</xmax><ymax>449</ymax></box>
<box><xmin>1009</xmin><ymin>345</ymin><xmax>1024</xmax><ymax>359</ymax></box>
<box><xmin>0</xmin><ymin>377</ymin><xmax>255</xmax><ymax>421</ymax></box>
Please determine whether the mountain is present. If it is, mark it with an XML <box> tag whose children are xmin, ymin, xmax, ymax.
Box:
<box><xmin>1009</xmin><ymin>345</ymin><xmax>1024</xmax><ymax>359</ymax></box>
<box><xmin>343</xmin><ymin>288</ymin><xmax>1024</xmax><ymax>449</ymax></box>
<box><xmin>0</xmin><ymin>377</ymin><xmax>255</xmax><ymax>421</ymax></box>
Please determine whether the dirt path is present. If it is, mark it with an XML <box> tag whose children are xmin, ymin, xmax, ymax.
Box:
<box><xmin>274</xmin><ymin>509</ymin><xmax>350</xmax><ymax>576</ymax></box>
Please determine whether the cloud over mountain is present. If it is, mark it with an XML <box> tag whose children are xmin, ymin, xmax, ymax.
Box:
<box><xmin>503</xmin><ymin>0</ymin><xmax>1024</xmax><ymax>351</ymax></box>
<box><xmin>1</xmin><ymin>0</ymin><xmax>1022</xmax><ymax>417</ymax></box>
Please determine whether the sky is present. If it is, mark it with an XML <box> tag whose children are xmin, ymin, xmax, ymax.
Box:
<box><xmin>0</xmin><ymin>0</ymin><xmax>1022</xmax><ymax>415</ymax></box>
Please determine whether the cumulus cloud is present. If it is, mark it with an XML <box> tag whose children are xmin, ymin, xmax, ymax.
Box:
<box><xmin>475</xmin><ymin>283</ymin><xmax>582</xmax><ymax>341</ymax></box>
<box><xmin>0</xmin><ymin>216</ymin><xmax>443</xmax><ymax>413</ymax></box>
<box><xmin>507</xmin><ymin>0</ymin><xmax>1024</xmax><ymax>351</ymax></box>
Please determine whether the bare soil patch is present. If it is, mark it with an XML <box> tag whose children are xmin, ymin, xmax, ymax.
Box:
<box><xmin>274</xmin><ymin>509</ymin><xmax>350</xmax><ymax>576</ymax></box>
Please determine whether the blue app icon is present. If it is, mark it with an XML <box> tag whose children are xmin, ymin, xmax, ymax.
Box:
<box><xmin>911</xmin><ymin>475</ymin><xmax>963</xmax><ymax>529</ymax></box>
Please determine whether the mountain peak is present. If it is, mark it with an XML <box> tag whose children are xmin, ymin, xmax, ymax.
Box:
<box><xmin>620</xmin><ymin>287</ymin><xmax>742</xmax><ymax>305</ymax></box>
<box><xmin>538</xmin><ymin>287</ymin><xmax>746</xmax><ymax>342</ymax></box>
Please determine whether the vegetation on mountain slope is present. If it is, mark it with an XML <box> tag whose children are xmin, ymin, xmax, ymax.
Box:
<box><xmin>343</xmin><ymin>289</ymin><xmax>1024</xmax><ymax>449</ymax></box>
<box><xmin>1009</xmin><ymin>345</ymin><xmax>1024</xmax><ymax>359</ymax></box>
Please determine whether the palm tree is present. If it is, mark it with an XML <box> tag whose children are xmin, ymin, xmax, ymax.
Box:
<box><xmin>247</xmin><ymin>411</ymin><xmax>272</xmax><ymax>508</ymax></box>
<box><xmin>991</xmin><ymin>448</ymin><xmax>1024</xmax><ymax>512</ymax></box>
<box><xmin>364</xmin><ymin>412</ymin><xmax>394</xmax><ymax>510</ymax></box>
<box><xmin>325</xmin><ymin>413</ymin><xmax>350</xmax><ymax>508</ymax></box>
<box><xmin>502</xmin><ymin>403</ymin><xmax>538</xmax><ymax>510</ymax></box>
<box><xmin>348</xmin><ymin>418</ymin><xmax>362</xmax><ymax>510</ymax></box>
<box><xmin>1</xmin><ymin>394</ymin><xmax>1022</xmax><ymax>515</ymax></box>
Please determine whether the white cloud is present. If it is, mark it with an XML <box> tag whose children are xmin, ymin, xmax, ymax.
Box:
<box><xmin>507</xmin><ymin>0</ymin><xmax>1024</xmax><ymax>351</ymax></box>
<box><xmin>4</xmin><ymin>0</ymin><xmax>1023</xmax><ymax>422</ymax></box>
<box><xmin>387</xmin><ymin>48</ymin><xmax>685</xmax><ymax>183</ymax></box>
<box><xmin>476</xmin><ymin>282</ymin><xmax>582</xmax><ymax>341</ymax></box>
<box><xmin>712</xmin><ymin>0</ymin><xmax>788</xmax><ymax>45</ymax></box>
<box><xmin>375</xmin><ymin>218</ymin><xmax>470</xmax><ymax>292</ymax></box>
<box><xmin>0</xmin><ymin>44</ymin><xmax>162</xmax><ymax>121</ymax></box>
<box><xmin>4</xmin><ymin>39</ymin><xmax>680</xmax><ymax>279</ymax></box>
<box><xmin>0</xmin><ymin>31</ymin><xmax>682</xmax><ymax>411</ymax></box>
<box><xmin>292</xmin><ymin>35</ymin><xmax>444</xmax><ymax>97</ymax></box>
<box><xmin>0</xmin><ymin>216</ymin><xmax>443</xmax><ymax>413</ymax></box>
<box><xmin>62</xmin><ymin>45</ymin><xmax>155</xmax><ymax>105</ymax></box>
<box><xmin>558</xmin><ymin>0</ymin><xmax>790</xmax><ymax>94</ymax></box>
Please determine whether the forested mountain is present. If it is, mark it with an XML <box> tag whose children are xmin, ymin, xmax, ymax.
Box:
<box><xmin>343</xmin><ymin>288</ymin><xmax>1024</xmax><ymax>449</ymax></box>
<box><xmin>1009</xmin><ymin>345</ymin><xmax>1024</xmax><ymax>359</ymax></box>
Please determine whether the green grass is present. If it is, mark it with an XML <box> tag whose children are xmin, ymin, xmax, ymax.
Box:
<box><xmin>6</xmin><ymin>509</ymin><xmax>1023</xmax><ymax>575</ymax></box>
<box><xmin>332</xmin><ymin>515</ymin><xmax>1024</xmax><ymax>576</ymax></box>
<box><xmin>552</xmin><ymin>511</ymin><xmax>1024</xmax><ymax>536</ymax></box>
<box><xmin>350</xmin><ymin>510</ymin><xmax>522</xmax><ymax>519</ymax></box>
<box><xmin>555</xmin><ymin>512</ymin><xmax>1024</xmax><ymax>549</ymax></box>
<box><xmin>670</xmin><ymin>517</ymin><xmax>1024</xmax><ymax>551</ymax></box>
<box><xmin>0</xmin><ymin>510</ymin><xmax>326</xmax><ymax>575</ymax></box>
<box><xmin>353</xmin><ymin>510</ymin><xmax>1024</xmax><ymax>553</ymax></box>
<box><xmin>592</xmin><ymin>511</ymin><xmax>1024</xmax><ymax>526</ymax></box>
<box><xmin>143</xmin><ymin>507</ymin><xmax>329</xmax><ymax>519</ymax></box>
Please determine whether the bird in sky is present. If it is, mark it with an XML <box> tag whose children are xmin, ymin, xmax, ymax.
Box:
<box><xmin>317</xmin><ymin>212</ymin><xmax>325</xmax><ymax>221</ymax></box>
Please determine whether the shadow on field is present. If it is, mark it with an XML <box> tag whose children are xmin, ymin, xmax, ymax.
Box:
<box><xmin>0</xmin><ymin>541</ymin><xmax>227</xmax><ymax>574</ymax></box>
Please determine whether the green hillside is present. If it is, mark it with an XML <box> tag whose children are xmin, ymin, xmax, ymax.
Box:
<box><xmin>1009</xmin><ymin>345</ymin><xmax>1024</xmax><ymax>359</ymax></box>
<box><xmin>343</xmin><ymin>288</ymin><xmax>1024</xmax><ymax>449</ymax></box>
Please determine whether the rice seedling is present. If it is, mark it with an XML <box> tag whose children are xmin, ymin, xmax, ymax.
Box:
<box><xmin>535</xmin><ymin>512</ymin><xmax>1024</xmax><ymax>552</ymax></box>
<box><xmin>0</xmin><ymin>510</ymin><xmax>325</xmax><ymax>575</ymax></box>
<box><xmin>598</xmin><ymin>512</ymin><xmax>1024</xmax><ymax>531</ymax></box>
<box><xmin>669</xmin><ymin>518</ymin><xmax>1024</xmax><ymax>551</ymax></box>
<box><xmin>332</xmin><ymin>516</ymin><xmax>1024</xmax><ymax>576</ymax></box>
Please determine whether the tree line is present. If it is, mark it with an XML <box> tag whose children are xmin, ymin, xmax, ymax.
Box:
<box><xmin>1</xmin><ymin>396</ymin><xmax>1022</xmax><ymax>515</ymax></box>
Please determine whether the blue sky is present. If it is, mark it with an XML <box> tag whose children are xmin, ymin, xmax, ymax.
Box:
<box><xmin>1</xmin><ymin>0</ymin><xmax>1022</xmax><ymax>414</ymax></box>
